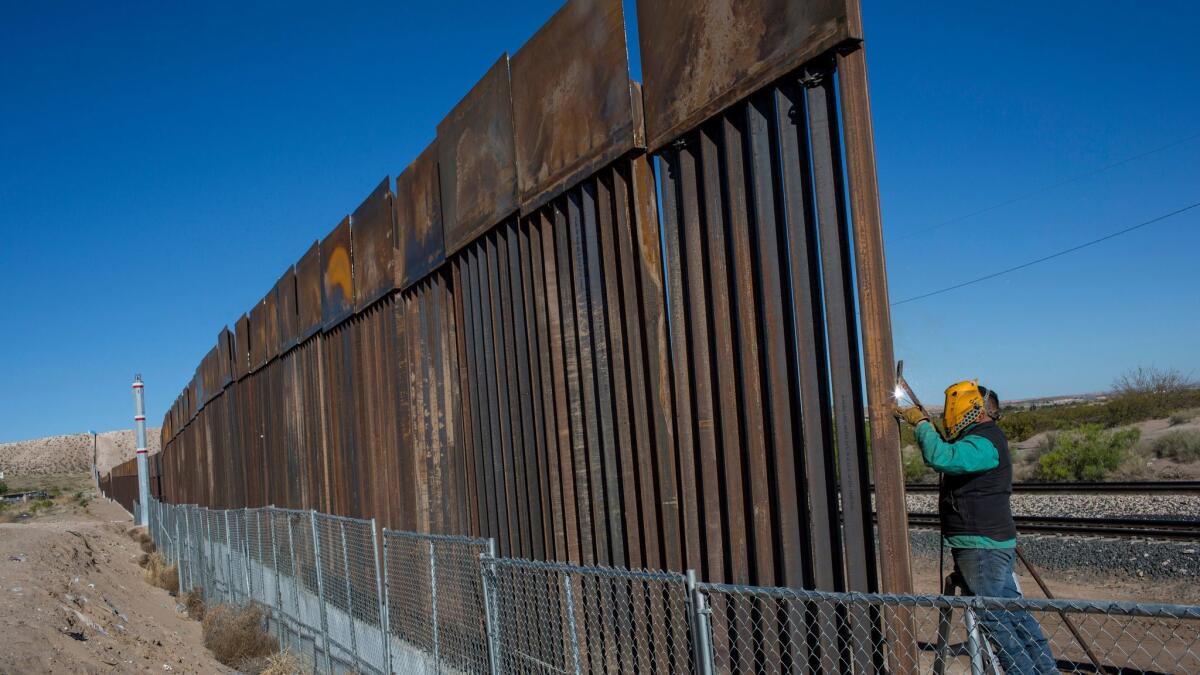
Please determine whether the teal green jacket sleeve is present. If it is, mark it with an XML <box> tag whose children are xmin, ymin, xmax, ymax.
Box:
<box><xmin>914</xmin><ymin>422</ymin><xmax>999</xmax><ymax>475</ymax></box>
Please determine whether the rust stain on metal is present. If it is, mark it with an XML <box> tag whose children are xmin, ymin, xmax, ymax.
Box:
<box><xmin>437</xmin><ymin>55</ymin><xmax>519</xmax><ymax>255</ymax></box>
<box><xmin>351</xmin><ymin>177</ymin><xmax>396</xmax><ymax>310</ymax></box>
<box><xmin>510</xmin><ymin>0</ymin><xmax>638</xmax><ymax>213</ymax></box>
<box><xmin>295</xmin><ymin>241</ymin><xmax>322</xmax><ymax>340</ymax></box>
<box><xmin>276</xmin><ymin>266</ymin><xmax>299</xmax><ymax>351</ymax></box>
<box><xmin>636</xmin><ymin>0</ymin><xmax>856</xmax><ymax>151</ymax></box>
<box><xmin>321</xmin><ymin>216</ymin><xmax>355</xmax><ymax>329</ymax></box>
<box><xmin>395</xmin><ymin>141</ymin><xmax>445</xmax><ymax>290</ymax></box>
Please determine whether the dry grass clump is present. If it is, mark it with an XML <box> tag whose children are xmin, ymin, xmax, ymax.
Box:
<box><xmin>242</xmin><ymin>649</ymin><xmax>300</xmax><ymax>675</ymax></box>
<box><xmin>141</xmin><ymin>552</ymin><xmax>180</xmax><ymax>593</ymax></box>
<box><xmin>201</xmin><ymin>604</ymin><xmax>279</xmax><ymax>670</ymax></box>
<box><xmin>183</xmin><ymin>587</ymin><xmax>207</xmax><ymax>620</ymax></box>
<box><xmin>127</xmin><ymin>527</ymin><xmax>157</xmax><ymax>554</ymax></box>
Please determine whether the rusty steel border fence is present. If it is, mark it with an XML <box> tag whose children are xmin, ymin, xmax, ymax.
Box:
<box><xmin>118</xmin><ymin>0</ymin><xmax>928</xmax><ymax>668</ymax></box>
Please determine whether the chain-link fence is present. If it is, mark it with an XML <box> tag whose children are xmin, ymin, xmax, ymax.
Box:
<box><xmin>147</xmin><ymin>497</ymin><xmax>1200</xmax><ymax>674</ymax></box>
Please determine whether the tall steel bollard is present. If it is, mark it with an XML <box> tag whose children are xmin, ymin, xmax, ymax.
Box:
<box><xmin>131</xmin><ymin>375</ymin><xmax>151</xmax><ymax>527</ymax></box>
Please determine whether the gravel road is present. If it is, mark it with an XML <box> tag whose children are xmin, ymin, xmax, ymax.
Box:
<box><xmin>907</xmin><ymin>493</ymin><xmax>1200</xmax><ymax>520</ymax></box>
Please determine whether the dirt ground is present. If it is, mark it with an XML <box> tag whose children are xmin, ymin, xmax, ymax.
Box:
<box><xmin>0</xmin><ymin>479</ymin><xmax>228</xmax><ymax>674</ymax></box>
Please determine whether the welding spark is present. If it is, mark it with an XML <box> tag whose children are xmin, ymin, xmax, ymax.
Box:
<box><xmin>894</xmin><ymin>385</ymin><xmax>907</xmax><ymax>401</ymax></box>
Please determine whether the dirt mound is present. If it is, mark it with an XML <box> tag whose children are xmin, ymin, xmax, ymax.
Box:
<box><xmin>0</xmin><ymin>429</ymin><xmax>161</xmax><ymax>477</ymax></box>
<box><xmin>0</xmin><ymin>499</ymin><xmax>228</xmax><ymax>673</ymax></box>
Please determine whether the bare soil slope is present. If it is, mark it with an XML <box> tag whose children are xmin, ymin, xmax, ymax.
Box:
<box><xmin>0</xmin><ymin>429</ymin><xmax>161</xmax><ymax>477</ymax></box>
<box><xmin>0</xmin><ymin>490</ymin><xmax>227</xmax><ymax>673</ymax></box>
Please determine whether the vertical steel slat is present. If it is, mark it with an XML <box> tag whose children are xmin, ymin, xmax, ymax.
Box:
<box><xmin>494</xmin><ymin>227</ymin><xmax>532</xmax><ymax>558</ymax></box>
<box><xmin>552</xmin><ymin>200</ymin><xmax>595</xmax><ymax>565</ymax></box>
<box><xmin>539</xmin><ymin>209</ymin><xmax>583</xmax><ymax>564</ymax></box>
<box><xmin>593</xmin><ymin>170</ymin><xmax>643</xmax><ymax>570</ymax></box>
<box><xmin>837</xmin><ymin>39</ymin><xmax>919</xmax><ymax>671</ymax></box>
<box><xmin>482</xmin><ymin>234</ymin><xmax>516</xmax><ymax>554</ymax></box>
<box><xmin>580</xmin><ymin>180</ymin><xmax>626</xmax><ymax>568</ymax></box>
<box><xmin>807</xmin><ymin>71</ymin><xmax>878</xmax><ymax>674</ymax></box>
<box><xmin>506</xmin><ymin>220</ymin><xmax>545</xmax><ymax>560</ymax></box>
<box><xmin>658</xmin><ymin>148</ymin><xmax>703</xmax><ymax>575</ymax></box>
<box><xmin>566</xmin><ymin>189</ymin><xmax>610</xmax><ymax>566</ymax></box>
<box><xmin>517</xmin><ymin>218</ymin><xmax>556</xmax><ymax>560</ymax></box>
<box><xmin>452</xmin><ymin>259</ymin><xmax>483</xmax><ymax>537</ymax></box>
<box><xmin>465</xmin><ymin>248</ymin><xmax>498</xmax><ymax>542</ymax></box>
<box><xmin>696</xmin><ymin>124</ymin><xmax>749</xmax><ymax>585</ymax></box>
<box><xmin>718</xmin><ymin>109</ymin><xmax>774</xmax><ymax>588</ymax></box>
<box><xmin>609</xmin><ymin>161</ymin><xmax>662</xmax><ymax>572</ymax></box>
<box><xmin>677</xmin><ymin>139</ymin><xmax>726</xmax><ymax>583</ymax></box>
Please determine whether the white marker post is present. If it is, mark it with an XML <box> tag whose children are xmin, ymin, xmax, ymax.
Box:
<box><xmin>132</xmin><ymin>374</ymin><xmax>150</xmax><ymax>526</ymax></box>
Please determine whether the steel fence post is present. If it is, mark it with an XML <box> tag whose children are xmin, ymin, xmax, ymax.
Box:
<box><xmin>309</xmin><ymin>511</ymin><xmax>334</xmax><ymax>673</ymax></box>
<box><xmin>963</xmin><ymin>606</ymin><xmax>985</xmax><ymax>675</ymax></box>
<box><xmin>285</xmin><ymin>510</ymin><xmax>303</xmax><ymax>652</ymax></box>
<box><xmin>429</xmin><ymin>539</ymin><xmax>440</xmax><ymax>672</ymax></box>
<box><xmin>686</xmin><ymin>570</ymin><xmax>715</xmax><ymax>675</ymax></box>
<box><xmin>372</xmin><ymin>521</ymin><xmax>391</xmax><ymax>675</ymax></box>
<box><xmin>267</xmin><ymin>509</ymin><xmax>286</xmax><ymax>648</ymax></box>
<box><xmin>174</xmin><ymin>510</ymin><xmax>182</xmax><ymax>574</ymax></box>
<box><xmin>479</xmin><ymin>538</ymin><xmax>501</xmax><ymax>675</ymax></box>
<box><xmin>223</xmin><ymin>510</ymin><xmax>235</xmax><ymax>604</ymax></box>
<box><xmin>338</xmin><ymin>520</ymin><xmax>359</xmax><ymax>666</ymax></box>
<box><xmin>243</xmin><ymin>508</ymin><xmax>253</xmax><ymax>601</ymax></box>
<box><xmin>562</xmin><ymin>571</ymin><xmax>583</xmax><ymax>675</ymax></box>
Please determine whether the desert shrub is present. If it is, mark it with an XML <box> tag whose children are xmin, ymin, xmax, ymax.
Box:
<box><xmin>1170</xmin><ymin>410</ymin><xmax>1196</xmax><ymax>427</ymax></box>
<box><xmin>28</xmin><ymin>498</ymin><xmax>54</xmax><ymax>513</ymax></box>
<box><xmin>902</xmin><ymin>446</ymin><xmax>934</xmax><ymax>483</ymax></box>
<box><xmin>1035</xmin><ymin>425</ymin><xmax>1140</xmax><ymax>481</ymax></box>
<box><xmin>1150</xmin><ymin>430</ymin><xmax>1200</xmax><ymax>463</ymax></box>
<box><xmin>251</xmin><ymin>650</ymin><xmax>300</xmax><ymax>675</ymax></box>
<box><xmin>0</xmin><ymin>480</ymin><xmax>8</xmax><ymax>495</ymax></box>
<box><xmin>183</xmin><ymin>587</ymin><xmax>207</xmax><ymax>620</ymax></box>
<box><xmin>142</xmin><ymin>552</ymin><xmax>180</xmax><ymax>593</ymax></box>
<box><xmin>201</xmin><ymin>604</ymin><xmax>279</xmax><ymax>670</ymax></box>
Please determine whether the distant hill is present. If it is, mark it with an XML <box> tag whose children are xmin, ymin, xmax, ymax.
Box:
<box><xmin>0</xmin><ymin>429</ymin><xmax>161</xmax><ymax>477</ymax></box>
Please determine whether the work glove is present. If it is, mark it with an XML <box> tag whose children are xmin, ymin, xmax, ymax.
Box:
<box><xmin>893</xmin><ymin>406</ymin><xmax>928</xmax><ymax>427</ymax></box>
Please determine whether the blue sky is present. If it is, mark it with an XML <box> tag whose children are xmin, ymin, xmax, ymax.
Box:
<box><xmin>0</xmin><ymin>1</ymin><xmax>1197</xmax><ymax>442</ymax></box>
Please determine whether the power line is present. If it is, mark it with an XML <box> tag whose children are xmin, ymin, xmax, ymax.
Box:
<box><xmin>888</xmin><ymin>131</ymin><xmax>1200</xmax><ymax>244</ymax></box>
<box><xmin>891</xmin><ymin>200</ymin><xmax>1200</xmax><ymax>307</ymax></box>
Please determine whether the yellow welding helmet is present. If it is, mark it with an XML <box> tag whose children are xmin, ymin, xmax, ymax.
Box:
<box><xmin>943</xmin><ymin>380</ymin><xmax>985</xmax><ymax>439</ymax></box>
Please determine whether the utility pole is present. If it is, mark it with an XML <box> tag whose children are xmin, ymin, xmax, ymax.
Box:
<box><xmin>132</xmin><ymin>375</ymin><xmax>150</xmax><ymax>526</ymax></box>
<box><xmin>88</xmin><ymin>430</ymin><xmax>98</xmax><ymax>489</ymax></box>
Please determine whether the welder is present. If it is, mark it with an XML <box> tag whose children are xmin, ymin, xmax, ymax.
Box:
<box><xmin>895</xmin><ymin>381</ymin><xmax>1056</xmax><ymax>674</ymax></box>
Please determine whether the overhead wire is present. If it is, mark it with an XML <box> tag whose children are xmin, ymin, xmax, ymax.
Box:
<box><xmin>890</xmin><ymin>200</ymin><xmax>1200</xmax><ymax>307</ymax></box>
<box><xmin>887</xmin><ymin>131</ymin><xmax>1200</xmax><ymax>244</ymax></box>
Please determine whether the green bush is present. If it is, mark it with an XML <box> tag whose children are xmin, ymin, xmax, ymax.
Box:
<box><xmin>1150</xmin><ymin>430</ymin><xmax>1200</xmax><ymax>463</ymax></box>
<box><xmin>1035</xmin><ymin>424</ymin><xmax>1140</xmax><ymax>481</ymax></box>
<box><xmin>0</xmin><ymin>480</ymin><xmax>8</xmax><ymax>495</ymax></box>
<box><xmin>1170</xmin><ymin>411</ymin><xmax>1196</xmax><ymax>427</ymax></box>
<box><xmin>996</xmin><ymin>388</ymin><xmax>1200</xmax><ymax>442</ymax></box>
<box><xmin>902</xmin><ymin>446</ymin><xmax>935</xmax><ymax>483</ymax></box>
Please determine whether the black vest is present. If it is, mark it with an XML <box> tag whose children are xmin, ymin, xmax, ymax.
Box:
<box><xmin>938</xmin><ymin>421</ymin><xmax>1017</xmax><ymax>541</ymax></box>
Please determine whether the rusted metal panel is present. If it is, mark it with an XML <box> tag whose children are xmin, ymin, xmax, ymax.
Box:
<box><xmin>636</xmin><ymin>0</ymin><xmax>857</xmax><ymax>151</ymax></box>
<box><xmin>233</xmin><ymin>313</ymin><xmax>251</xmax><ymax>380</ymax></box>
<box><xmin>217</xmin><ymin>327</ymin><xmax>234</xmax><ymax>387</ymax></box>
<box><xmin>351</xmin><ymin>177</ymin><xmax>396</xmax><ymax>310</ymax></box>
<box><xmin>396</xmin><ymin>142</ymin><xmax>446</xmax><ymax>290</ymax></box>
<box><xmin>321</xmin><ymin>216</ymin><xmax>355</xmax><ymax>330</ymax></box>
<box><xmin>295</xmin><ymin>241</ymin><xmax>322</xmax><ymax>340</ymax></box>
<box><xmin>249</xmin><ymin>300</ymin><xmax>267</xmax><ymax>373</ymax></box>
<box><xmin>510</xmin><ymin>0</ymin><xmax>639</xmax><ymax>213</ymax></box>
<box><xmin>262</xmin><ymin>283</ymin><xmax>281</xmax><ymax>363</ymax></box>
<box><xmin>437</xmin><ymin>55</ymin><xmax>519</xmax><ymax>255</ymax></box>
<box><xmin>276</xmin><ymin>266</ymin><xmax>298</xmax><ymax>351</ymax></box>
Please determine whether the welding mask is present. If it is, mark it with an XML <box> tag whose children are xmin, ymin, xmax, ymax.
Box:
<box><xmin>943</xmin><ymin>380</ymin><xmax>985</xmax><ymax>439</ymax></box>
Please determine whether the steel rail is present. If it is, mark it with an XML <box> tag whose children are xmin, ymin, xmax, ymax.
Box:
<box><xmin>898</xmin><ymin>480</ymin><xmax>1200</xmax><ymax>494</ymax></box>
<box><xmin>905</xmin><ymin>513</ymin><xmax>1200</xmax><ymax>541</ymax></box>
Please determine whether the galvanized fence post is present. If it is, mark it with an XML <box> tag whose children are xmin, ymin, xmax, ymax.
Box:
<box><xmin>562</xmin><ymin>570</ymin><xmax>583</xmax><ymax>675</ymax></box>
<box><xmin>173</xmin><ymin>509</ymin><xmax>182</xmax><ymax>573</ymax></box>
<box><xmin>182</xmin><ymin>507</ymin><xmax>192</xmax><ymax>591</ymax></box>
<box><xmin>686</xmin><ymin>570</ymin><xmax>716</xmax><ymax>675</ymax></box>
<box><xmin>429</xmin><ymin>539</ymin><xmax>440</xmax><ymax>671</ymax></box>
<box><xmin>337</xmin><ymin>519</ymin><xmax>359</xmax><ymax>665</ymax></box>
<box><xmin>242</xmin><ymin>508</ymin><xmax>253</xmax><ymax>601</ymax></box>
<box><xmin>309</xmin><ymin>511</ymin><xmax>334</xmax><ymax>673</ymax></box>
<box><xmin>479</xmin><ymin>538</ymin><xmax>502</xmax><ymax>675</ymax></box>
<box><xmin>223</xmin><ymin>510</ymin><xmax>235</xmax><ymax>604</ymax></box>
<box><xmin>371</xmin><ymin>520</ymin><xmax>390</xmax><ymax>675</ymax></box>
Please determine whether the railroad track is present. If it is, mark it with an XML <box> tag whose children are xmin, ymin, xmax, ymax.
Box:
<box><xmin>899</xmin><ymin>480</ymin><xmax>1200</xmax><ymax>494</ymax></box>
<box><xmin>906</xmin><ymin>513</ymin><xmax>1200</xmax><ymax>541</ymax></box>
